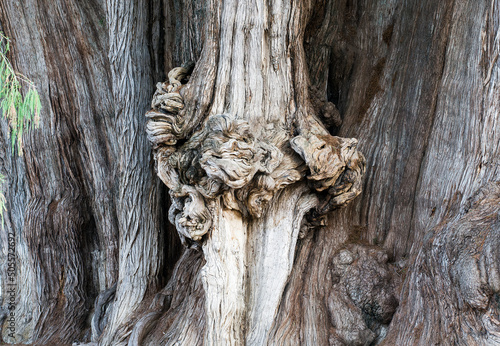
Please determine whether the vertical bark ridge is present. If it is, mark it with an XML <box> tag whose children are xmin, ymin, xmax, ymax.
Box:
<box><xmin>202</xmin><ymin>205</ymin><xmax>247</xmax><ymax>345</ymax></box>
<box><xmin>303</xmin><ymin>0</ymin><xmax>466</xmax><ymax>259</ymax></box>
<box><xmin>411</xmin><ymin>0</ymin><xmax>500</xmax><ymax>245</ymax></box>
<box><xmin>0</xmin><ymin>0</ymin><xmax>134</xmax><ymax>343</ymax></box>
<box><xmin>0</xmin><ymin>15</ymin><xmax>30</xmax><ymax>341</ymax></box>
<box><xmin>0</xmin><ymin>0</ymin><xmax>118</xmax><ymax>343</ymax></box>
<box><xmin>100</xmin><ymin>0</ymin><xmax>164</xmax><ymax>343</ymax></box>
<box><xmin>383</xmin><ymin>3</ymin><xmax>500</xmax><ymax>341</ymax></box>
<box><xmin>0</xmin><ymin>0</ymin><xmax>88</xmax><ymax>342</ymax></box>
<box><xmin>348</xmin><ymin>0</ymin><xmax>457</xmax><ymax>259</ymax></box>
<box><xmin>270</xmin><ymin>211</ymin><xmax>351</xmax><ymax>345</ymax></box>
<box><xmin>174</xmin><ymin>1</ymin><xmax>332</xmax><ymax>344</ymax></box>
<box><xmin>246</xmin><ymin>184</ymin><xmax>319</xmax><ymax>345</ymax></box>
<box><xmin>137</xmin><ymin>249</ymin><xmax>205</xmax><ymax>345</ymax></box>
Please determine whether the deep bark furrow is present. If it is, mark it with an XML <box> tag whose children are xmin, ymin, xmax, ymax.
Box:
<box><xmin>0</xmin><ymin>0</ymin><xmax>498</xmax><ymax>345</ymax></box>
<box><xmin>100</xmin><ymin>0</ymin><xmax>165</xmax><ymax>343</ymax></box>
<box><xmin>0</xmin><ymin>0</ymin><xmax>113</xmax><ymax>343</ymax></box>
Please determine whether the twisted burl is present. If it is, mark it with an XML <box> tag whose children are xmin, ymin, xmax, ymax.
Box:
<box><xmin>146</xmin><ymin>64</ymin><xmax>366</xmax><ymax>245</ymax></box>
<box><xmin>328</xmin><ymin>245</ymin><xmax>400</xmax><ymax>345</ymax></box>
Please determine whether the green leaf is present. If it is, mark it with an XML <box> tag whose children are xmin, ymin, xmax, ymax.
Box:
<box><xmin>0</xmin><ymin>31</ymin><xmax>42</xmax><ymax>218</ymax></box>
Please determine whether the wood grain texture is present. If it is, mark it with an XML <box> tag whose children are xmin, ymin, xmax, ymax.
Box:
<box><xmin>384</xmin><ymin>183</ymin><xmax>500</xmax><ymax>345</ymax></box>
<box><xmin>143</xmin><ymin>0</ymin><xmax>366</xmax><ymax>344</ymax></box>
<box><xmin>273</xmin><ymin>0</ymin><xmax>500</xmax><ymax>344</ymax></box>
<box><xmin>0</xmin><ymin>0</ymin><xmax>497</xmax><ymax>344</ymax></box>
<box><xmin>0</xmin><ymin>0</ymin><xmax>172</xmax><ymax>344</ymax></box>
<box><xmin>0</xmin><ymin>0</ymin><xmax>114</xmax><ymax>343</ymax></box>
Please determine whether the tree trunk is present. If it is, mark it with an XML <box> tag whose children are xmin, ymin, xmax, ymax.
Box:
<box><xmin>0</xmin><ymin>0</ymin><xmax>173</xmax><ymax>344</ymax></box>
<box><xmin>0</xmin><ymin>0</ymin><xmax>499</xmax><ymax>345</ymax></box>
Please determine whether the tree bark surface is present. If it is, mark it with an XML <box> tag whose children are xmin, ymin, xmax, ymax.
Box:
<box><xmin>0</xmin><ymin>0</ymin><xmax>171</xmax><ymax>344</ymax></box>
<box><xmin>0</xmin><ymin>0</ymin><xmax>498</xmax><ymax>345</ymax></box>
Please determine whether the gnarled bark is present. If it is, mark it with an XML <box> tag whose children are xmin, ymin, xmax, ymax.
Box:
<box><xmin>0</xmin><ymin>0</ymin><xmax>498</xmax><ymax>345</ymax></box>
<box><xmin>140</xmin><ymin>0</ymin><xmax>366</xmax><ymax>341</ymax></box>
<box><xmin>385</xmin><ymin>183</ymin><xmax>500</xmax><ymax>345</ymax></box>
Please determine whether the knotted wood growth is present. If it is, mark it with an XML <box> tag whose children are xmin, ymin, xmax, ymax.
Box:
<box><xmin>147</xmin><ymin>65</ymin><xmax>366</xmax><ymax>246</ymax></box>
<box><xmin>1</xmin><ymin>0</ymin><xmax>498</xmax><ymax>344</ymax></box>
<box><xmin>144</xmin><ymin>57</ymin><xmax>366</xmax><ymax>344</ymax></box>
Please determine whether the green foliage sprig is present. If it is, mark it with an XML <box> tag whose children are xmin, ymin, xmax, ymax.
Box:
<box><xmin>0</xmin><ymin>32</ymin><xmax>41</xmax><ymax>228</ymax></box>
<box><xmin>0</xmin><ymin>31</ymin><xmax>41</xmax><ymax>156</ymax></box>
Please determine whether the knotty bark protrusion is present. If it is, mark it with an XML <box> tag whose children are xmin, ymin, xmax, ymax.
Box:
<box><xmin>145</xmin><ymin>57</ymin><xmax>366</xmax><ymax>343</ymax></box>
<box><xmin>147</xmin><ymin>65</ymin><xmax>365</xmax><ymax>246</ymax></box>
<box><xmin>328</xmin><ymin>245</ymin><xmax>400</xmax><ymax>345</ymax></box>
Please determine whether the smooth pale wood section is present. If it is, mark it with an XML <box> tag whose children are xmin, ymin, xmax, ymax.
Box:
<box><xmin>246</xmin><ymin>183</ymin><xmax>318</xmax><ymax>345</ymax></box>
<box><xmin>201</xmin><ymin>206</ymin><xmax>247</xmax><ymax>345</ymax></box>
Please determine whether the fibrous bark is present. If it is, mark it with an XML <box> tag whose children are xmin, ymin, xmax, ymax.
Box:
<box><xmin>0</xmin><ymin>0</ymin><xmax>498</xmax><ymax>345</ymax></box>
<box><xmin>385</xmin><ymin>183</ymin><xmax>500</xmax><ymax>345</ymax></box>
<box><xmin>0</xmin><ymin>0</ymin><xmax>169</xmax><ymax>344</ymax></box>
<box><xmin>142</xmin><ymin>0</ymin><xmax>366</xmax><ymax>337</ymax></box>
<box><xmin>0</xmin><ymin>1</ymin><xmax>116</xmax><ymax>343</ymax></box>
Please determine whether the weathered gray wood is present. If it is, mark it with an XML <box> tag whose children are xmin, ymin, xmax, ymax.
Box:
<box><xmin>0</xmin><ymin>0</ymin><xmax>169</xmax><ymax>344</ymax></box>
<box><xmin>385</xmin><ymin>183</ymin><xmax>500</xmax><ymax>345</ymax></box>
<box><xmin>0</xmin><ymin>0</ymin><xmax>498</xmax><ymax>345</ymax></box>
<box><xmin>270</xmin><ymin>0</ymin><xmax>500</xmax><ymax>343</ymax></box>
<box><xmin>99</xmin><ymin>0</ymin><xmax>165</xmax><ymax>343</ymax></box>
<box><xmin>0</xmin><ymin>1</ymin><xmax>116</xmax><ymax>343</ymax></box>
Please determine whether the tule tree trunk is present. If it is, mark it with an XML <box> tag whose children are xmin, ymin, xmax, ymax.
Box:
<box><xmin>0</xmin><ymin>0</ymin><xmax>499</xmax><ymax>345</ymax></box>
